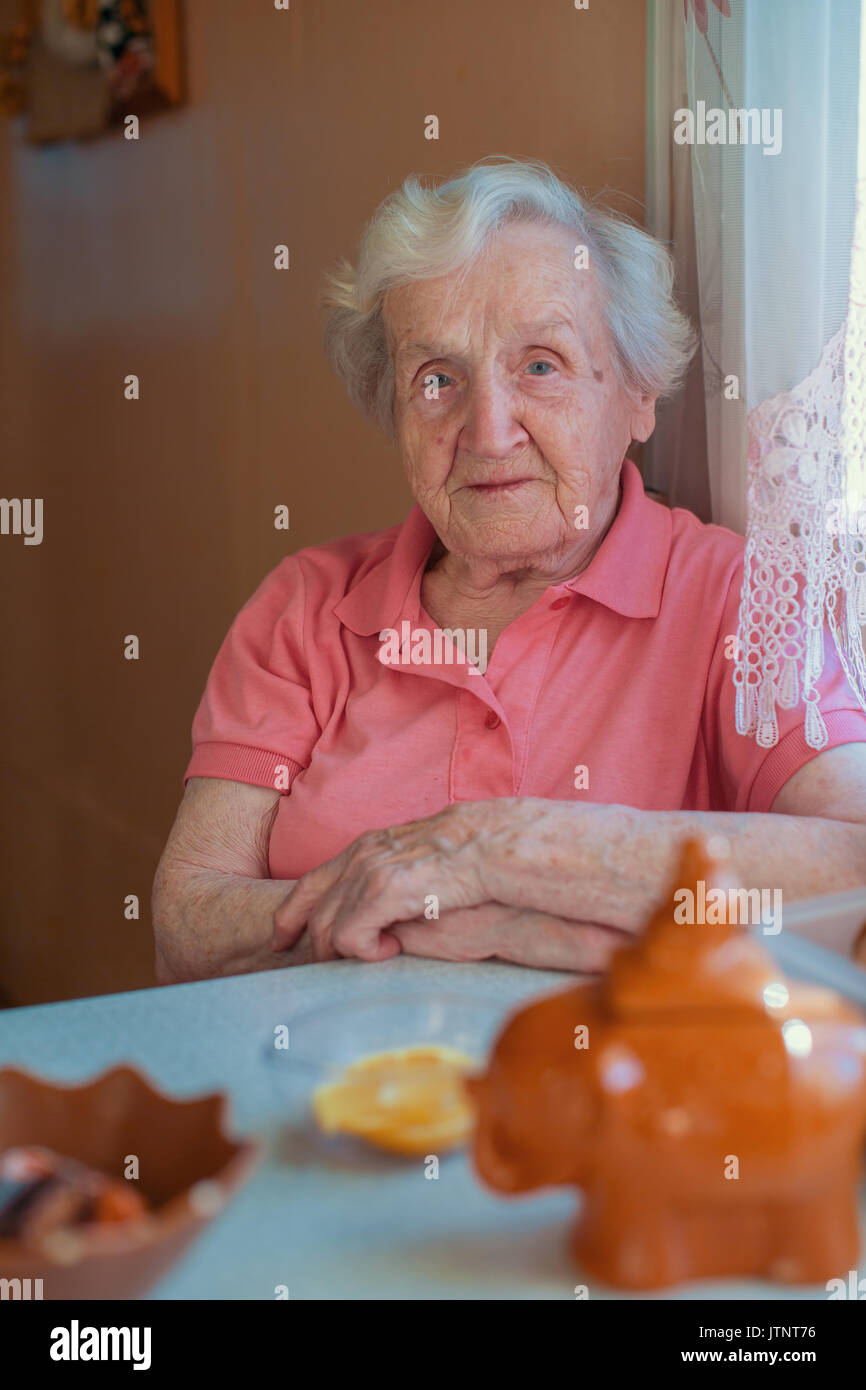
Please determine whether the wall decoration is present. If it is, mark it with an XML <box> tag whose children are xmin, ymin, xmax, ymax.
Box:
<box><xmin>0</xmin><ymin>0</ymin><xmax>183</xmax><ymax>142</ymax></box>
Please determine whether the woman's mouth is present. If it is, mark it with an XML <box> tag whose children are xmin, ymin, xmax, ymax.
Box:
<box><xmin>467</xmin><ymin>479</ymin><xmax>534</xmax><ymax>493</ymax></box>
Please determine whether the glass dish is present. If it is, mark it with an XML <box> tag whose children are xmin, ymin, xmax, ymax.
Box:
<box><xmin>263</xmin><ymin>992</ymin><xmax>507</xmax><ymax>1160</ymax></box>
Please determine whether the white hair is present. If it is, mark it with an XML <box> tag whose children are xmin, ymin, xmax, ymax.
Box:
<box><xmin>322</xmin><ymin>156</ymin><xmax>697</xmax><ymax>437</ymax></box>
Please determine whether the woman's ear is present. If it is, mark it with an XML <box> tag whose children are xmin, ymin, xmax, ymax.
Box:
<box><xmin>629</xmin><ymin>393</ymin><xmax>658</xmax><ymax>444</ymax></box>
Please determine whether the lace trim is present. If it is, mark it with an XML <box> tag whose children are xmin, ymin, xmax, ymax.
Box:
<box><xmin>734</xmin><ymin>311</ymin><xmax>866</xmax><ymax>749</ymax></box>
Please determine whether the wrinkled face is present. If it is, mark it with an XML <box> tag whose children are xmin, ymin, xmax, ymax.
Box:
<box><xmin>385</xmin><ymin>220</ymin><xmax>657</xmax><ymax>567</ymax></box>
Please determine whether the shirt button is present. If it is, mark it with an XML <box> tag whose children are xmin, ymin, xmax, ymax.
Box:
<box><xmin>484</xmin><ymin>710</ymin><xmax>501</xmax><ymax>729</ymax></box>
<box><xmin>550</xmin><ymin>596</ymin><xmax>570</xmax><ymax>611</ymax></box>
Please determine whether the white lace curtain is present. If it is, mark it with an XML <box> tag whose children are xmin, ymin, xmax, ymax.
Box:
<box><xmin>647</xmin><ymin>0</ymin><xmax>866</xmax><ymax>748</ymax></box>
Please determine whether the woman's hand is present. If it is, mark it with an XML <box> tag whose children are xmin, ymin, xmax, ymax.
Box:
<box><xmin>271</xmin><ymin>801</ymin><xmax>520</xmax><ymax>962</ymax></box>
<box><xmin>391</xmin><ymin>905</ymin><xmax>628</xmax><ymax>972</ymax></box>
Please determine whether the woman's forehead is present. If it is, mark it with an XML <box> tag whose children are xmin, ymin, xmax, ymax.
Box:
<box><xmin>385</xmin><ymin>233</ymin><xmax>603</xmax><ymax>359</ymax></box>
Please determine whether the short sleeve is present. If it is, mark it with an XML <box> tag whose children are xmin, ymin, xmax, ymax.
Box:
<box><xmin>183</xmin><ymin>557</ymin><xmax>321</xmax><ymax>793</ymax></box>
<box><xmin>704</xmin><ymin>563</ymin><xmax>866</xmax><ymax>813</ymax></box>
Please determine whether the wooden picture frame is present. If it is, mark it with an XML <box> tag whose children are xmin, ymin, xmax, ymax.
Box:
<box><xmin>108</xmin><ymin>0</ymin><xmax>184</xmax><ymax>119</ymax></box>
<box><xmin>0</xmin><ymin>0</ymin><xmax>185</xmax><ymax>142</ymax></box>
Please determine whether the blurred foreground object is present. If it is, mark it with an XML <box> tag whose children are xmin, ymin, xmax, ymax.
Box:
<box><xmin>470</xmin><ymin>838</ymin><xmax>866</xmax><ymax>1290</ymax></box>
<box><xmin>0</xmin><ymin>1064</ymin><xmax>258</xmax><ymax>1298</ymax></box>
<box><xmin>0</xmin><ymin>1144</ymin><xmax>148</xmax><ymax>1247</ymax></box>
<box><xmin>313</xmin><ymin>1044</ymin><xmax>476</xmax><ymax>1157</ymax></box>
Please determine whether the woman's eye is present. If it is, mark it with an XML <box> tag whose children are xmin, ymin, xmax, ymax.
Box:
<box><xmin>526</xmin><ymin>360</ymin><xmax>555</xmax><ymax>376</ymax></box>
<box><xmin>422</xmin><ymin>371</ymin><xmax>452</xmax><ymax>394</ymax></box>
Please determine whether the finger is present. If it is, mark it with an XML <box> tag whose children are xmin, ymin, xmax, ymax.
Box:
<box><xmin>327</xmin><ymin>862</ymin><xmax>485</xmax><ymax>959</ymax></box>
<box><xmin>390</xmin><ymin>919</ymin><xmax>488</xmax><ymax>962</ymax></box>
<box><xmin>308</xmin><ymin>911</ymin><xmax>403</xmax><ymax>963</ymax></box>
<box><xmin>271</xmin><ymin>860</ymin><xmax>344</xmax><ymax>952</ymax></box>
<box><xmin>389</xmin><ymin>904</ymin><xmax>511</xmax><ymax>963</ymax></box>
<box><xmin>306</xmin><ymin>886</ymin><xmax>410</xmax><ymax>963</ymax></box>
<box><xmin>307</xmin><ymin>913</ymin><xmax>339</xmax><ymax>963</ymax></box>
<box><xmin>356</xmin><ymin>929</ymin><xmax>403</xmax><ymax>962</ymax></box>
<box><xmin>310</xmin><ymin>916</ymin><xmax>403</xmax><ymax>964</ymax></box>
<box><xmin>498</xmin><ymin>917</ymin><xmax>628</xmax><ymax>972</ymax></box>
<box><xmin>274</xmin><ymin>828</ymin><xmax>414</xmax><ymax>956</ymax></box>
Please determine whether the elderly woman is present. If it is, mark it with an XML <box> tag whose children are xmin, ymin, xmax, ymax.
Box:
<box><xmin>153</xmin><ymin>158</ymin><xmax>866</xmax><ymax>982</ymax></box>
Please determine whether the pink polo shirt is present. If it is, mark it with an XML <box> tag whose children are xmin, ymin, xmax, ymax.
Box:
<box><xmin>184</xmin><ymin>459</ymin><xmax>866</xmax><ymax>879</ymax></box>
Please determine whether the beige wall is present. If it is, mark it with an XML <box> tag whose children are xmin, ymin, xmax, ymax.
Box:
<box><xmin>0</xmin><ymin>0</ymin><xmax>647</xmax><ymax>1005</ymax></box>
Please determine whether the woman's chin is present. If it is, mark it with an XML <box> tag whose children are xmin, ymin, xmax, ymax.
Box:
<box><xmin>449</xmin><ymin>511</ymin><xmax>558</xmax><ymax>557</ymax></box>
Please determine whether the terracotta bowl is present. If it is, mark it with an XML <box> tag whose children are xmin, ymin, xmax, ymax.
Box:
<box><xmin>0</xmin><ymin>1064</ymin><xmax>260</xmax><ymax>1299</ymax></box>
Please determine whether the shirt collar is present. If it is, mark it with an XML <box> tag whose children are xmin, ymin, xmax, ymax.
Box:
<box><xmin>333</xmin><ymin>457</ymin><xmax>672</xmax><ymax>636</ymax></box>
<box><xmin>333</xmin><ymin>505</ymin><xmax>437</xmax><ymax>637</ymax></box>
<box><xmin>561</xmin><ymin>456</ymin><xmax>672</xmax><ymax>619</ymax></box>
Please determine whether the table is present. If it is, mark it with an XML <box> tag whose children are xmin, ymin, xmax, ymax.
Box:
<box><xmin>0</xmin><ymin>957</ymin><xmax>861</xmax><ymax>1300</ymax></box>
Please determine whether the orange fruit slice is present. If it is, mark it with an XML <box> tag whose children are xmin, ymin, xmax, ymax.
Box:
<box><xmin>312</xmin><ymin>1044</ymin><xmax>477</xmax><ymax>1155</ymax></box>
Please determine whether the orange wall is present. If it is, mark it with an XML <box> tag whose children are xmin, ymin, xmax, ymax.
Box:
<box><xmin>0</xmin><ymin>0</ymin><xmax>647</xmax><ymax>1005</ymax></box>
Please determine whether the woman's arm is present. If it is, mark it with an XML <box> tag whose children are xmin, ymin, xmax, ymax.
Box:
<box><xmin>271</xmin><ymin>744</ymin><xmax>866</xmax><ymax>962</ymax></box>
<box><xmin>152</xmin><ymin>777</ymin><xmax>311</xmax><ymax>982</ymax></box>
<box><xmin>153</xmin><ymin>777</ymin><xmax>622</xmax><ymax>978</ymax></box>
<box><xmin>484</xmin><ymin>744</ymin><xmax>866</xmax><ymax>930</ymax></box>
<box><xmin>391</xmin><ymin>906</ymin><xmax>628</xmax><ymax>971</ymax></box>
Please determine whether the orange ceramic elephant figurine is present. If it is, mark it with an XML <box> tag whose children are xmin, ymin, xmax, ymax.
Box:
<box><xmin>468</xmin><ymin>838</ymin><xmax>866</xmax><ymax>1290</ymax></box>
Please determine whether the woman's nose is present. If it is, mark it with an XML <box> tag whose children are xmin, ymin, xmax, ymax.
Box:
<box><xmin>458</xmin><ymin>379</ymin><xmax>528</xmax><ymax>460</ymax></box>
